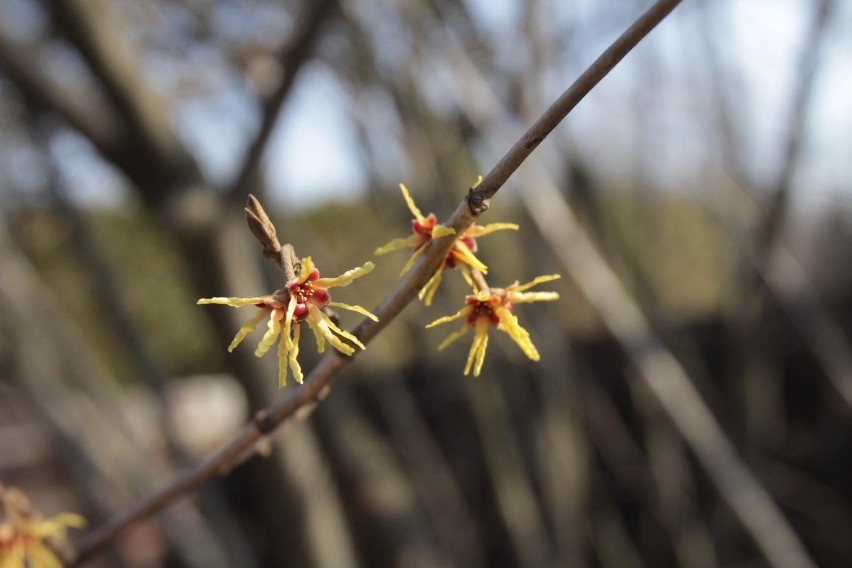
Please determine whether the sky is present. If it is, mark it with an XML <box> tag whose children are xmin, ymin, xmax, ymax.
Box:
<box><xmin>6</xmin><ymin>0</ymin><xmax>849</xmax><ymax>216</ymax></box>
<box><xmin>257</xmin><ymin>0</ymin><xmax>852</xmax><ymax>213</ymax></box>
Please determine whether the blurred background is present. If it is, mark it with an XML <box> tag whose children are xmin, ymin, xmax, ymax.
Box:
<box><xmin>1</xmin><ymin>0</ymin><xmax>851</xmax><ymax>566</ymax></box>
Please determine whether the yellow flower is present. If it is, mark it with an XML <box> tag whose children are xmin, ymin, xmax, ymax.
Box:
<box><xmin>199</xmin><ymin>257</ymin><xmax>377</xmax><ymax>388</ymax></box>
<box><xmin>374</xmin><ymin>179</ymin><xmax>519</xmax><ymax>305</ymax></box>
<box><xmin>0</xmin><ymin>486</ymin><xmax>85</xmax><ymax>568</ymax></box>
<box><xmin>425</xmin><ymin>275</ymin><xmax>561</xmax><ymax>377</ymax></box>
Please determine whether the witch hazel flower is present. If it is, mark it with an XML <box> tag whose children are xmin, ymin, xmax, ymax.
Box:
<box><xmin>0</xmin><ymin>484</ymin><xmax>85</xmax><ymax>568</ymax></box>
<box><xmin>198</xmin><ymin>257</ymin><xmax>377</xmax><ymax>388</ymax></box>
<box><xmin>374</xmin><ymin>179</ymin><xmax>518</xmax><ymax>305</ymax></box>
<box><xmin>426</xmin><ymin>275</ymin><xmax>561</xmax><ymax>377</ymax></box>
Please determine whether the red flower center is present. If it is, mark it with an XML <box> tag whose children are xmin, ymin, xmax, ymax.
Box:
<box><xmin>465</xmin><ymin>296</ymin><xmax>501</xmax><ymax>326</ymax></box>
<box><xmin>412</xmin><ymin>214</ymin><xmax>441</xmax><ymax>250</ymax></box>
<box><xmin>288</xmin><ymin>267</ymin><xmax>330</xmax><ymax>323</ymax></box>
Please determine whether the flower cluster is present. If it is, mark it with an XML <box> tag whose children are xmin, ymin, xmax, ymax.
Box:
<box><xmin>202</xmin><ymin>185</ymin><xmax>559</xmax><ymax>384</ymax></box>
<box><xmin>199</xmin><ymin>257</ymin><xmax>377</xmax><ymax>388</ymax></box>
<box><xmin>375</xmin><ymin>181</ymin><xmax>518</xmax><ymax>305</ymax></box>
<box><xmin>0</xmin><ymin>485</ymin><xmax>85</xmax><ymax>568</ymax></box>
<box><xmin>427</xmin><ymin>275</ymin><xmax>561</xmax><ymax>376</ymax></box>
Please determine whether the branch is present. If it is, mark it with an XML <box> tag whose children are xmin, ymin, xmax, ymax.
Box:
<box><xmin>473</xmin><ymin>0</ymin><xmax>681</xmax><ymax>204</ymax></box>
<box><xmin>430</xmin><ymin>12</ymin><xmax>816</xmax><ymax>565</ymax></box>
<box><xmin>70</xmin><ymin>0</ymin><xmax>680</xmax><ymax>562</ymax></box>
<box><xmin>50</xmin><ymin>0</ymin><xmax>189</xmax><ymax>167</ymax></box>
<box><xmin>0</xmin><ymin>33</ymin><xmax>121</xmax><ymax>156</ymax></box>
<box><xmin>225</xmin><ymin>0</ymin><xmax>339</xmax><ymax>202</ymax></box>
<box><xmin>753</xmin><ymin>0</ymin><xmax>833</xmax><ymax>258</ymax></box>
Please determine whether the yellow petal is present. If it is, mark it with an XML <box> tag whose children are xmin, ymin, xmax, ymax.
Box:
<box><xmin>283</xmin><ymin>296</ymin><xmax>298</xmax><ymax>351</ymax></box>
<box><xmin>513</xmin><ymin>274</ymin><xmax>561</xmax><ymax>292</ymax></box>
<box><xmin>25</xmin><ymin>545</ymin><xmax>62</xmax><ymax>568</ymax></box>
<box><xmin>425</xmin><ymin>305</ymin><xmax>471</xmax><ymax>328</ymax></box>
<box><xmin>464</xmin><ymin>223</ymin><xmax>519</xmax><ymax>238</ymax></box>
<box><xmin>322</xmin><ymin>311</ymin><xmax>366</xmax><ymax>350</ymax></box>
<box><xmin>399</xmin><ymin>247</ymin><xmax>425</xmax><ymax>276</ymax></box>
<box><xmin>277</xmin><ymin>330</ymin><xmax>289</xmax><ymax>389</ymax></box>
<box><xmin>254</xmin><ymin>315</ymin><xmax>281</xmax><ymax>357</ymax></box>
<box><xmin>400</xmin><ymin>182</ymin><xmax>425</xmax><ymax>222</ymax></box>
<box><xmin>309</xmin><ymin>306</ymin><xmax>355</xmax><ymax>355</ymax></box>
<box><xmin>315</xmin><ymin>261</ymin><xmax>375</xmax><ymax>289</ymax></box>
<box><xmin>298</xmin><ymin>257</ymin><xmax>315</xmax><ymax>284</ymax></box>
<box><xmin>7</xmin><ymin>541</ymin><xmax>25</xmax><ymax>568</ymax></box>
<box><xmin>228</xmin><ymin>309</ymin><xmax>269</xmax><ymax>352</ymax></box>
<box><xmin>32</xmin><ymin>514</ymin><xmax>86</xmax><ymax>537</ymax></box>
<box><xmin>510</xmin><ymin>291</ymin><xmax>560</xmax><ymax>304</ymax></box>
<box><xmin>464</xmin><ymin>320</ymin><xmax>490</xmax><ymax>376</ymax></box>
<box><xmin>307</xmin><ymin>318</ymin><xmax>326</xmax><ymax>353</ymax></box>
<box><xmin>374</xmin><ymin>235</ymin><xmax>420</xmax><ymax>255</ymax></box>
<box><xmin>328</xmin><ymin>301</ymin><xmax>379</xmax><ymax>322</ymax></box>
<box><xmin>451</xmin><ymin>239</ymin><xmax>488</xmax><ymax>272</ymax></box>
<box><xmin>437</xmin><ymin>325</ymin><xmax>469</xmax><ymax>350</ymax></box>
<box><xmin>458</xmin><ymin>264</ymin><xmax>475</xmax><ymax>290</ymax></box>
<box><xmin>290</xmin><ymin>325</ymin><xmax>304</xmax><ymax>384</ymax></box>
<box><xmin>496</xmin><ymin>307</ymin><xmax>540</xmax><ymax>361</ymax></box>
<box><xmin>197</xmin><ymin>296</ymin><xmax>266</xmax><ymax>307</ymax></box>
<box><xmin>472</xmin><ymin>319</ymin><xmax>490</xmax><ymax>377</ymax></box>
<box><xmin>431</xmin><ymin>224</ymin><xmax>456</xmax><ymax>239</ymax></box>
<box><xmin>418</xmin><ymin>262</ymin><xmax>445</xmax><ymax>306</ymax></box>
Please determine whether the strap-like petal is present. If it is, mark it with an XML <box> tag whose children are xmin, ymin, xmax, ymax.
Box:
<box><xmin>450</xmin><ymin>239</ymin><xmax>488</xmax><ymax>272</ymax></box>
<box><xmin>426</xmin><ymin>306</ymin><xmax>470</xmax><ymax>328</ymax></box>
<box><xmin>464</xmin><ymin>223</ymin><xmax>519</xmax><ymax>238</ymax></box>
<box><xmin>254</xmin><ymin>315</ymin><xmax>281</xmax><ymax>357</ymax></box>
<box><xmin>328</xmin><ymin>301</ymin><xmax>379</xmax><ymax>322</ymax></box>
<box><xmin>431</xmin><ymin>224</ymin><xmax>456</xmax><ymax>238</ymax></box>
<box><xmin>315</xmin><ymin>261</ymin><xmax>375</xmax><ymax>289</ymax></box>
<box><xmin>437</xmin><ymin>325</ymin><xmax>469</xmax><ymax>351</ymax></box>
<box><xmin>228</xmin><ymin>309</ymin><xmax>268</xmax><ymax>352</ymax></box>
<box><xmin>400</xmin><ymin>182</ymin><xmax>425</xmax><ymax>222</ymax></box>
<box><xmin>510</xmin><ymin>291</ymin><xmax>560</xmax><ymax>304</ymax></box>
<box><xmin>496</xmin><ymin>307</ymin><xmax>539</xmax><ymax>361</ymax></box>
<box><xmin>418</xmin><ymin>262</ymin><xmax>445</xmax><ymax>306</ymax></box>
<box><xmin>513</xmin><ymin>274</ymin><xmax>561</xmax><ymax>292</ymax></box>
<box><xmin>197</xmin><ymin>296</ymin><xmax>266</xmax><ymax>307</ymax></box>
<box><xmin>464</xmin><ymin>320</ymin><xmax>490</xmax><ymax>376</ymax></box>
<box><xmin>399</xmin><ymin>247</ymin><xmax>425</xmax><ymax>276</ymax></box>
<box><xmin>289</xmin><ymin>325</ymin><xmax>303</xmax><ymax>384</ymax></box>
<box><xmin>374</xmin><ymin>235</ymin><xmax>419</xmax><ymax>255</ymax></box>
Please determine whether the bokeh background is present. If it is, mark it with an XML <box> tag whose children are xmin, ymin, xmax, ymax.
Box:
<box><xmin>1</xmin><ymin>0</ymin><xmax>852</xmax><ymax>566</ymax></box>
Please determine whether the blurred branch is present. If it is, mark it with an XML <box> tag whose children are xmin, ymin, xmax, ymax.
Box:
<box><xmin>427</xmin><ymin>12</ymin><xmax>816</xmax><ymax>568</ymax></box>
<box><xmin>706</xmin><ymin>173</ymin><xmax>852</xmax><ymax>410</ymax></box>
<box><xmin>753</xmin><ymin>0</ymin><xmax>833</xmax><ymax>258</ymax></box>
<box><xmin>465</xmin><ymin>378</ymin><xmax>554</xmax><ymax>567</ymax></box>
<box><xmin>518</xmin><ymin>160</ymin><xmax>816</xmax><ymax>568</ymax></box>
<box><xmin>0</xmin><ymin>33</ymin><xmax>121</xmax><ymax>155</ymax></box>
<box><xmin>70</xmin><ymin>1</ymin><xmax>680</xmax><ymax>562</ymax></box>
<box><xmin>49</xmin><ymin>0</ymin><xmax>194</xmax><ymax>177</ymax></box>
<box><xmin>473</xmin><ymin>0</ymin><xmax>681</xmax><ymax>204</ymax></box>
<box><xmin>0</xmin><ymin>220</ymin><xmax>246</xmax><ymax>568</ymax></box>
<box><xmin>316</xmin><ymin>392</ymin><xmax>443</xmax><ymax>567</ymax></box>
<box><xmin>225</xmin><ymin>0</ymin><xmax>339</xmax><ymax>203</ymax></box>
<box><xmin>370</xmin><ymin>381</ymin><xmax>485</xmax><ymax>567</ymax></box>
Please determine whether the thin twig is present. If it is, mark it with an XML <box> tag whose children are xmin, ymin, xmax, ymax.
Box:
<box><xmin>422</xmin><ymin>10</ymin><xmax>816</xmax><ymax>566</ymax></box>
<box><xmin>70</xmin><ymin>1</ymin><xmax>680</xmax><ymax>562</ymax></box>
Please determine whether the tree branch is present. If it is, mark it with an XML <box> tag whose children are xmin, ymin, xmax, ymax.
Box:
<box><xmin>0</xmin><ymin>33</ymin><xmax>121</xmax><ymax>157</ymax></box>
<box><xmin>225</xmin><ymin>0</ymin><xmax>339</xmax><ymax>203</ymax></box>
<box><xmin>70</xmin><ymin>0</ymin><xmax>680</xmax><ymax>562</ymax></box>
